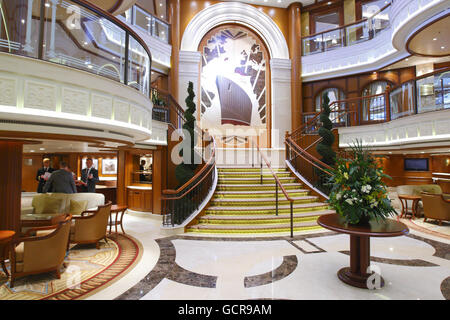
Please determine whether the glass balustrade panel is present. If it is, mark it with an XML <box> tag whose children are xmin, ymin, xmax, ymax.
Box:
<box><xmin>152</xmin><ymin>17</ymin><xmax>169</xmax><ymax>43</ymax></box>
<box><xmin>390</xmin><ymin>81</ymin><xmax>416</xmax><ymax>120</ymax></box>
<box><xmin>345</xmin><ymin>20</ymin><xmax>370</xmax><ymax>46</ymax></box>
<box><xmin>42</xmin><ymin>0</ymin><xmax>126</xmax><ymax>83</ymax></box>
<box><xmin>322</xmin><ymin>29</ymin><xmax>343</xmax><ymax>51</ymax></box>
<box><xmin>0</xmin><ymin>0</ymin><xmax>41</xmax><ymax>58</ymax></box>
<box><xmin>417</xmin><ymin>71</ymin><xmax>450</xmax><ymax>113</ymax></box>
<box><xmin>133</xmin><ymin>5</ymin><xmax>151</xmax><ymax>34</ymax></box>
<box><xmin>128</xmin><ymin>36</ymin><xmax>150</xmax><ymax>96</ymax></box>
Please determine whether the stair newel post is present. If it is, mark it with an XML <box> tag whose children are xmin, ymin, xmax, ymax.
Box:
<box><xmin>290</xmin><ymin>201</ymin><xmax>294</xmax><ymax>238</ymax></box>
<box><xmin>260</xmin><ymin>155</ymin><xmax>263</xmax><ymax>185</ymax></box>
<box><xmin>275</xmin><ymin>182</ymin><xmax>278</xmax><ymax>216</ymax></box>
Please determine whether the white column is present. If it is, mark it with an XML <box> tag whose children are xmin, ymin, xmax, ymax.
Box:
<box><xmin>23</xmin><ymin>0</ymin><xmax>34</xmax><ymax>53</ymax></box>
<box><xmin>270</xmin><ymin>58</ymin><xmax>292</xmax><ymax>166</ymax></box>
<box><xmin>178</xmin><ymin>50</ymin><xmax>202</xmax><ymax>111</ymax></box>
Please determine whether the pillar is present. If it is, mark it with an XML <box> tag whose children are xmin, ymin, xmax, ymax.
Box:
<box><xmin>169</xmin><ymin>0</ymin><xmax>180</xmax><ymax>101</ymax></box>
<box><xmin>0</xmin><ymin>141</ymin><xmax>23</xmax><ymax>233</ymax></box>
<box><xmin>288</xmin><ymin>2</ymin><xmax>302</xmax><ymax>131</ymax></box>
<box><xmin>116</xmin><ymin>149</ymin><xmax>127</xmax><ymax>206</ymax></box>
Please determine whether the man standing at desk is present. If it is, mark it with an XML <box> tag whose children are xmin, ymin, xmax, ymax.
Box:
<box><xmin>80</xmin><ymin>158</ymin><xmax>99</xmax><ymax>193</ymax></box>
<box><xmin>36</xmin><ymin>158</ymin><xmax>54</xmax><ymax>193</ymax></box>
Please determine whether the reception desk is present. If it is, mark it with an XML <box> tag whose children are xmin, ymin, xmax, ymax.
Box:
<box><xmin>127</xmin><ymin>186</ymin><xmax>152</xmax><ymax>212</ymax></box>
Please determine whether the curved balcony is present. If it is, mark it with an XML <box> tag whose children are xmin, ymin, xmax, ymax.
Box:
<box><xmin>0</xmin><ymin>0</ymin><xmax>151</xmax><ymax>96</ymax></box>
<box><xmin>0</xmin><ymin>0</ymin><xmax>168</xmax><ymax>145</ymax></box>
<box><xmin>301</xmin><ymin>0</ymin><xmax>449</xmax><ymax>81</ymax></box>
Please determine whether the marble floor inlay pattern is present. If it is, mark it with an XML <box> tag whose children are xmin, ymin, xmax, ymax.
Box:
<box><xmin>109</xmin><ymin>219</ymin><xmax>450</xmax><ymax>300</ymax></box>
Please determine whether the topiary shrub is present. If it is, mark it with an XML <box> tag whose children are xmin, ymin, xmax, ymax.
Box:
<box><xmin>175</xmin><ymin>81</ymin><xmax>200</xmax><ymax>187</ymax></box>
<box><xmin>316</xmin><ymin>92</ymin><xmax>336</xmax><ymax>166</ymax></box>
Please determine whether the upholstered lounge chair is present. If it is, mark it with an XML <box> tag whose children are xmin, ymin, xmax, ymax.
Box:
<box><xmin>421</xmin><ymin>192</ymin><xmax>450</xmax><ymax>226</ymax></box>
<box><xmin>9</xmin><ymin>215</ymin><xmax>72</xmax><ymax>288</ymax></box>
<box><xmin>70</xmin><ymin>202</ymin><xmax>112</xmax><ymax>249</ymax></box>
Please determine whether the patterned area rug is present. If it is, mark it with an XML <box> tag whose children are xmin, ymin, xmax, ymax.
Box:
<box><xmin>401</xmin><ymin>218</ymin><xmax>450</xmax><ymax>240</ymax></box>
<box><xmin>0</xmin><ymin>233</ymin><xmax>142</xmax><ymax>300</ymax></box>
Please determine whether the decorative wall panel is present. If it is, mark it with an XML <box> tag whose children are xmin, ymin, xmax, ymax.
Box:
<box><xmin>61</xmin><ymin>87</ymin><xmax>89</xmax><ymax>115</ymax></box>
<box><xmin>199</xmin><ymin>26</ymin><xmax>270</xmax><ymax>147</ymax></box>
<box><xmin>0</xmin><ymin>77</ymin><xmax>16</xmax><ymax>107</ymax></box>
<box><xmin>24</xmin><ymin>80</ymin><xmax>56</xmax><ymax>111</ymax></box>
<box><xmin>92</xmin><ymin>94</ymin><xmax>113</xmax><ymax>119</ymax></box>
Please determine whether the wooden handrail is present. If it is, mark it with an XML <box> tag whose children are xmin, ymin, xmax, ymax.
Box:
<box><xmin>161</xmin><ymin>136</ymin><xmax>216</xmax><ymax>200</ymax></box>
<box><xmin>286</xmin><ymin>137</ymin><xmax>333</xmax><ymax>175</ymax></box>
<box><xmin>303</xmin><ymin>3</ymin><xmax>391</xmax><ymax>39</ymax></box>
<box><xmin>388</xmin><ymin>66</ymin><xmax>450</xmax><ymax>93</ymax></box>
<box><xmin>251</xmin><ymin>139</ymin><xmax>294</xmax><ymax>203</ymax></box>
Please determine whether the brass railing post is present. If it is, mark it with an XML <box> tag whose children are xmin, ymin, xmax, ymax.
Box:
<box><xmin>290</xmin><ymin>201</ymin><xmax>294</xmax><ymax>238</ymax></box>
<box><xmin>276</xmin><ymin>182</ymin><xmax>278</xmax><ymax>216</ymax></box>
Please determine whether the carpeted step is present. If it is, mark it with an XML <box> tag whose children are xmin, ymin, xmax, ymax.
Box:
<box><xmin>218</xmin><ymin>172</ymin><xmax>292</xmax><ymax>179</ymax></box>
<box><xmin>186</xmin><ymin>220</ymin><xmax>322</xmax><ymax>234</ymax></box>
<box><xmin>205</xmin><ymin>202</ymin><xmax>329</xmax><ymax>215</ymax></box>
<box><xmin>218</xmin><ymin>167</ymin><xmax>288</xmax><ymax>173</ymax></box>
<box><xmin>210</xmin><ymin>195</ymin><xmax>318</xmax><ymax>207</ymax></box>
<box><xmin>213</xmin><ymin>189</ymin><xmax>310</xmax><ymax>199</ymax></box>
<box><xmin>217</xmin><ymin>183</ymin><xmax>303</xmax><ymax>191</ymax></box>
<box><xmin>199</xmin><ymin>210</ymin><xmax>334</xmax><ymax>225</ymax></box>
<box><xmin>218</xmin><ymin>177</ymin><xmax>297</xmax><ymax>185</ymax></box>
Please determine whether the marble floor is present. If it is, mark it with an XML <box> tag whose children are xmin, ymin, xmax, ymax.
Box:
<box><xmin>87</xmin><ymin>212</ymin><xmax>450</xmax><ymax>300</ymax></box>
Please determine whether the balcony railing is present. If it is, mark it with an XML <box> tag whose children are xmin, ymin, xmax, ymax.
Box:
<box><xmin>0</xmin><ymin>0</ymin><xmax>152</xmax><ymax>97</ymax></box>
<box><xmin>287</xmin><ymin>67</ymin><xmax>450</xmax><ymax>196</ymax></box>
<box><xmin>302</xmin><ymin>3</ymin><xmax>391</xmax><ymax>56</ymax></box>
<box><xmin>119</xmin><ymin>4</ymin><xmax>169</xmax><ymax>44</ymax></box>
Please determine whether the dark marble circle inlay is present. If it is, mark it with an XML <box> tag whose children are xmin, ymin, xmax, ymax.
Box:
<box><xmin>244</xmin><ymin>255</ymin><xmax>298</xmax><ymax>288</ymax></box>
<box><xmin>441</xmin><ymin>277</ymin><xmax>450</xmax><ymax>300</ymax></box>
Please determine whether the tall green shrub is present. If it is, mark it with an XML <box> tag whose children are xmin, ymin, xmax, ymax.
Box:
<box><xmin>316</xmin><ymin>92</ymin><xmax>336</xmax><ymax>166</ymax></box>
<box><xmin>175</xmin><ymin>81</ymin><xmax>199</xmax><ymax>186</ymax></box>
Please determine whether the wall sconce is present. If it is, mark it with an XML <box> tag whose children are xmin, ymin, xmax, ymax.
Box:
<box><xmin>446</xmin><ymin>158</ymin><xmax>450</xmax><ymax>166</ymax></box>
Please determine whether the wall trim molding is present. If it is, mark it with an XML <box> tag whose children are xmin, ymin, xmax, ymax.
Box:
<box><xmin>180</xmin><ymin>2</ymin><xmax>290</xmax><ymax>60</ymax></box>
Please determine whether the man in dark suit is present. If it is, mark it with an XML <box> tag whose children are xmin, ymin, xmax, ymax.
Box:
<box><xmin>80</xmin><ymin>158</ymin><xmax>99</xmax><ymax>193</ymax></box>
<box><xmin>36</xmin><ymin>158</ymin><xmax>55</xmax><ymax>193</ymax></box>
<box><xmin>43</xmin><ymin>162</ymin><xmax>77</xmax><ymax>194</ymax></box>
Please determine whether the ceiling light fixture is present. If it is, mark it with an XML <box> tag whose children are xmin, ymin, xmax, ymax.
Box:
<box><xmin>433</xmin><ymin>38</ymin><xmax>437</xmax><ymax>41</ymax></box>
<box><xmin>441</xmin><ymin>46</ymin><xmax>445</xmax><ymax>49</ymax></box>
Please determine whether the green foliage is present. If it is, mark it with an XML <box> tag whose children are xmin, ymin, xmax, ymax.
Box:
<box><xmin>327</xmin><ymin>140</ymin><xmax>396</xmax><ymax>224</ymax></box>
<box><xmin>316</xmin><ymin>92</ymin><xmax>336</xmax><ymax>166</ymax></box>
<box><xmin>151</xmin><ymin>93</ymin><xmax>166</xmax><ymax>107</ymax></box>
<box><xmin>175</xmin><ymin>81</ymin><xmax>199</xmax><ymax>187</ymax></box>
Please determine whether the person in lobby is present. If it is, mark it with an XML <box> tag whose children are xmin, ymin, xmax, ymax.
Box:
<box><xmin>36</xmin><ymin>158</ymin><xmax>55</xmax><ymax>193</ymax></box>
<box><xmin>80</xmin><ymin>158</ymin><xmax>99</xmax><ymax>193</ymax></box>
<box><xmin>139</xmin><ymin>159</ymin><xmax>147</xmax><ymax>181</ymax></box>
<box><xmin>43</xmin><ymin>161</ymin><xmax>77</xmax><ymax>193</ymax></box>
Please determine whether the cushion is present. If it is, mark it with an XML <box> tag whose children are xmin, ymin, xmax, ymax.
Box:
<box><xmin>31</xmin><ymin>195</ymin><xmax>47</xmax><ymax>214</ymax></box>
<box><xmin>42</xmin><ymin>197</ymin><xmax>63</xmax><ymax>214</ymax></box>
<box><xmin>70</xmin><ymin>200</ymin><xmax>88</xmax><ymax>215</ymax></box>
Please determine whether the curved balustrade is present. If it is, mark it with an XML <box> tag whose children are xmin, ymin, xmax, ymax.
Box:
<box><xmin>0</xmin><ymin>0</ymin><xmax>152</xmax><ymax>97</ymax></box>
<box><xmin>119</xmin><ymin>4</ymin><xmax>169</xmax><ymax>43</ymax></box>
<box><xmin>302</xmin><ymin>3</ymin><xmax>391</xmax><ymax>56</ymax></box>
<box><xmin>162</xmin><ymin>133</ymin><xmax>216</xmax><ymax>227</ymax></box>
<box><xmin>285</xmin><ymin>67</ymin><xmax>450</xmax><ymax>196</ymax></box>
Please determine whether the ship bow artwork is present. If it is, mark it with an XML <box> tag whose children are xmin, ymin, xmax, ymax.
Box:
<box><xmin>215</xmin><ymin>75</ymin><xmax>252</xmax><ymax>126</ymax></box>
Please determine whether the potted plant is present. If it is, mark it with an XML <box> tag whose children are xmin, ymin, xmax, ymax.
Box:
<box><xmin>327</xmin><ymin>140</ymin><xmax>396</xmax><ymax>225</ymax></box>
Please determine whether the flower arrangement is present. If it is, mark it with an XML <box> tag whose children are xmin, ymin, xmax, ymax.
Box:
<box><xmin>327</xmin><ymin>140</ymin><xmax>397</xmax><ymax>224</ymax></box>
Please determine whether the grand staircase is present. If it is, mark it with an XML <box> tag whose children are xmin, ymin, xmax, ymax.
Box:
<box><xmin>186</xmin><ymin>167</ymin><xmax>334</xmax><ymax>235</ymax></box>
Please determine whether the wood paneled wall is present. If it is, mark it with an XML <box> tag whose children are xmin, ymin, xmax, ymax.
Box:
<box><xmin>302</xmin><ymin>67</ymin><xmax>416</xmax><ymax>113</ymax></box>
<box><xmin>378</xmin><ymin>153</ymin><xmax>450</xmax><ymax>193</ymax></box>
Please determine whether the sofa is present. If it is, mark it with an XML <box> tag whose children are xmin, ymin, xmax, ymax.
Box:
<box><xmin>21</xmin><ymin>193</ymin><xmax>105</xmax><ymax>221</ymax></box>
<box><xmin>389</xmin><ymin>185</ymin><xmax>449</xmax><ymax>217</ymax></box>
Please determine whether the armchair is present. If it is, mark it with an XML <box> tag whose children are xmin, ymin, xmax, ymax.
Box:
<box><xmin>70</xmin><ymin>202</ymin><xmax>112</xmax><ymax>249</ymax></box>
<box><xmin>421</xmin><ymin>192</ymin><xmax>450</xmax><ymax>226</ymax></box>
<box><xmin>9</xmin><ymin>215</ymin><xmax>72</xmax><ymax>288</ymax></box>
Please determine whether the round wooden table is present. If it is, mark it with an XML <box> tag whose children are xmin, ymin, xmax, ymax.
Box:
<box><xmin>317</xmin><ymin>214</ymin><xmax>408</xmax><ymax>289</ymax></box>
<box><xmin>398</xmin><ymin>194</ymin><xmax>421</xmax><ymax>219</ymax></box>
<box><xmin>109</xmin><ymin>205</ymin><xmax>128</xmax><ymax>234</ymax></box>
<box><xmin>0</xmin><ymin>230</ymin><xmax>15</xmax><ymax>277</ymax></box>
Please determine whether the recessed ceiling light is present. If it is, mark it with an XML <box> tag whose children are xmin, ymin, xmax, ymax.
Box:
<box><xmin>433</xmin><ymin>38</ymin><xmax>437</xmax><ymax>41</ymax></box>
<box><xmin>87</xmin><ymin>65</ymin><xmax>93</xmax><ymax>69</ymax></box>
<box><xmin>84</xmin><ymin>41</ymin><xmax>88</xmax><ymax>45</ymax></box>
<box><xmin>421</xmin><ymin>151</ymin><xmax>425</xmax><ymax>154</ymax></box>
<box><xmin>405</xmin><ymin>58</ymin><xmax>409</xmax><ymax>61</ymax></box>
<box><xmin>30</xmin><ymin>150</ymin><xmax>35</xmax><ymax>153</ymax></box>
<box><xmin>327</xmin><ymin>1</ymin><xmax>332</xmax><ymax>4</ymax></box>
<box><xmin>39</xmin><ymin>148</ymin><xmax>45</xmax><ymax>150</ymax></box>
<box><xmin>161</xmin><ymin>15</ymin><xmax>164</xmax><ymax>18</ymax></box>
<box><xmin>160</xmin><ymin>3</ymin><xmax>163</xmax><ymax>6</ymax></box>
<box><xmin>21</xmin><ymin>19</ymin><xmax>25</xmax><ymax>24</ymax></box>
<box><xmin>441</xmin><ymin>46</ymin><xmax>445</xmax><ymax>49</ymax></box>
<box><xmin>45</xmin><ymin>3</ymin><xmax>50</xmax><ymax>7</ymax></box>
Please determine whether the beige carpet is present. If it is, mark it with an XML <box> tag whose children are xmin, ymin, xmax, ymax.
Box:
<box><xmin>0</xmin><ymin>233</ymin><xmax>142</xmax><ymax>300</ymax></box>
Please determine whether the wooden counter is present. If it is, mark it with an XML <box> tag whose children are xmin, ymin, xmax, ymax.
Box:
<box><xmin>127</xmin><ymin>186</ymin><xmax>152</xmax><ymax>212</ymax></box>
